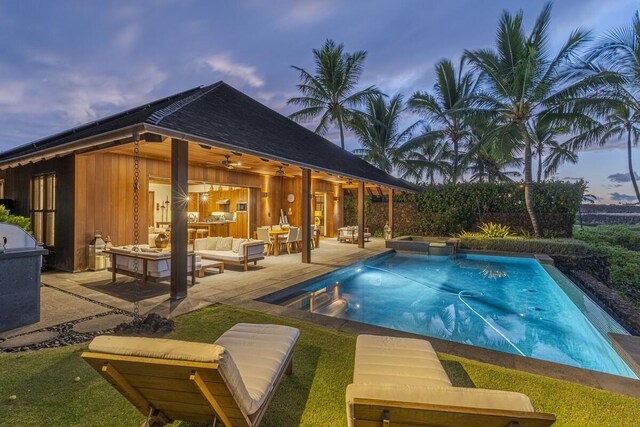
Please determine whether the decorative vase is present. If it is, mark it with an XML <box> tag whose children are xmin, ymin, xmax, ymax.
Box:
<box><xmin>155</xmin><ymin>232</ymin><xmax>169</xmax><ymax>249</ymax></box>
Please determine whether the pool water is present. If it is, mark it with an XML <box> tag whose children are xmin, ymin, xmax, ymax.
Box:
<box><xmin>264</xmin><ymin>253</ymin><xmax>637</xmax><ymax>378</ymax></box>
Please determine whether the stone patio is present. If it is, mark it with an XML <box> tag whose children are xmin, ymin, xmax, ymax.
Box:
<box><xmin>40</xmin><ymin>237</ymin><xmax>390</xmax><ymax>319</ymax></box>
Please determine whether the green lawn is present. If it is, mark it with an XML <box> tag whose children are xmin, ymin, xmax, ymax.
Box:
<box><xmin>1</xmin><ymin>305</ymin><xmax>638</xmax><ymax>426</ymax></box>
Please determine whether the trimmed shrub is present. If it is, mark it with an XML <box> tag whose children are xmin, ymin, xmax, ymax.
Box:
<box><xmin>0</xmin><ymin>204</ymin><xmax>31</xmax><ymax>232</ymax></box>
<box><xmin>459</xmin><ymin>236</ymin><xmax>592</xmax><ymax>255</ymax></box>
<box><xmin>346</xmin><ymin>181</ymin><xmax>585</xmax><ymax>237</ymax></box>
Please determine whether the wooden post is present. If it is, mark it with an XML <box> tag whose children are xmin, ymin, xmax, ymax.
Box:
<box><xmin>334</xmin><ymin>183</ymin><xmax>343</xmax><ymax>236</ymax></box>
<box><xmin>357</xmin><ymin>181</ymin><xmax>365</xmax><ymax>248</ymax></box>
<box><xmin>388</xmin><ymin>188</ymin><xmax>394</xmax><ymax>239</ymax></box>
<box><xmin>171</xmin><ymin>138</ymin><xmax>188</xmax><ymax>300</ymax></box>
<box><xmin>301</xmin><ymin>168</ymin><xmax>312</xmax><ymax>263</ymax></box>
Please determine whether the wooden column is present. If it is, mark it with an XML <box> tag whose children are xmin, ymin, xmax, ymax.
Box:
<box><xmin>357</xmin><ymin>181</ymin><xmax>365</xmax><ymax>248</ymax></box>
<box><xmin>388</xmin><ymin>188</ymin><xmax>394</xmax><ymax>239</ymax></box>
<box><xmin>301</xmin><ymin>168</ymin><xmax>312</xmax><ymax>263</ymax></box>
<box><xmin>170</xmin><ymin>138</ymin><xmax>188</xmax><ymax>300</ymax></box>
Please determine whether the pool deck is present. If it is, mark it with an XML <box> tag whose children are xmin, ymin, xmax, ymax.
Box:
<box><xmin>3</xmin><ymin>237</ymin><xmax>639</xmax><ymax>398</ymax></box>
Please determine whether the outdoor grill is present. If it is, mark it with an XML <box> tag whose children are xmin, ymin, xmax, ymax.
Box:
<box><xmin>0</xmin><ymin>223</ymin><xmax>48</xmax><ymax>332</ymax></box>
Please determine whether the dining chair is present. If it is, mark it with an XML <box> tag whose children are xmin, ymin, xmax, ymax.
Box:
<box><xmin>256</xmin><ymin>227</ymin><xmax>272</xmax><ymax>256</ymax></box>
<box><xmin>282</xmin><ymin>227</ymin><xmax>298</xmax><ymax>255</ymax></box>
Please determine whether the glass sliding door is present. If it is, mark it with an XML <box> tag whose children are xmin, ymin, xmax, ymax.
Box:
<box><xmin>31</xmin><ymin>173</ymin><xmax>56</xmax><ymax>247</ymax></box>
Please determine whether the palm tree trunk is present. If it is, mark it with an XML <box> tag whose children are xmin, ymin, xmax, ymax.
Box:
<box><xmin>524</xmin><ymin>140</ymin><xmax>543</xmax><ymax>237</ymax></box>
<box><xmin>627</xmin><ymin>127</ymin><xmax>640</xmax><ymax>203</ymax></box>
<box><xmin>452</xmin><ymin>139</ymin><xmax>459</xmax><ymax>184</ymax></box>
<box><xmin>338</xmin><ymin>117</ymin><xmax>345</xmax><ymax>150</ymax></box>
<box><xmin>537</xmin><ymin>147</ymin><xmax>542</xmax><ymax>183</ymax></box>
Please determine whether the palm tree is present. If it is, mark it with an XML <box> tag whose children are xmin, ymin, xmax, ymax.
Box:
<box><xmin>288</xmin><ymin>39</ymin><xmax>379</xmax><ymax>149</ymax></box>
<box><xmin>586</xmin><ymin>12</ymin><xmax>640</xmax><ymax>203</ymax></box>
<box><xmin>409</xmin><ymin>58</ymin><xmax>478</xmax><ymax>183</ymax></box>
<box><xmin>542</xmin><ymin>140</ymin><xmax>578</xmax><ymax>180</ymax></box>
<box><xmin>464</xmin><ymin>2</ymin><xmax>600</xmax><ymax>236</ymax></box>
<box><xmin>464</xmin><ymin>120</ymin><xmax>522</xmax><ymax>183</ymax></box>
<box><xmin>529</xmin><ymin>119</ymin><xmax>571</xmax><ymax>182</ymax></box>
<box><xmin>398</xmin><ymin>126</ymin><xmax>453</xmax><ymax>184</ymax></box>
<box><xmin>350</xmin><ymin>93</ymin><xmax>421</xmax><ymax>174</ymax></box>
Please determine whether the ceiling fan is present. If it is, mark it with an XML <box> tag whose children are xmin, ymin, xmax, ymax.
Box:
<box><xmin>218</xmin><ymin>155</ymin><xmax>251</xmax><ymax>169</ymax></box>
<box><xmin>275</xmin><ymin>166</ymin><xmax>296</xmax><ymax>177</ymax></box>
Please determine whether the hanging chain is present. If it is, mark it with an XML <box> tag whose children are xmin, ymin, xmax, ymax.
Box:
<box><xmin>132</xmin><ymin>137</ymin><xmax>141</xmax><ymax>318</ymax></box>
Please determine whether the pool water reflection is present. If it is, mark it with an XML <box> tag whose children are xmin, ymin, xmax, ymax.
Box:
<box><xmin>265</xmin><ymin>253</ymin><xmax>636</xmax><ymax>378</ymax></box>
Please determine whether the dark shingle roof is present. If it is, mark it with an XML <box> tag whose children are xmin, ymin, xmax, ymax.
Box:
<box><xmin>0</xmin><ymin>82</ymin><xmax>415</xmax><ymax>191</ymax></box>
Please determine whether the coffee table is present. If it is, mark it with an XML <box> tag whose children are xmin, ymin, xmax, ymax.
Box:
<box><xmin>197</xmin><ymin>259</ymin><xmax>225</xmax><ymax>277</ymax></box>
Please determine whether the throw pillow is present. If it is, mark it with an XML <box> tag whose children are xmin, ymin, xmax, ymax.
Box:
<box><xmin>216</xmin><ymin>237</ymin><xmax>234</xmax><ymax>251</ymax></box>
<box><xmin>231</xmin><ymin>239</ymin><xmax>246</xmax><ymax>253</ymax></box>
<box><xmin>206</xmin><ymin>236</ymin><xmax>220</xmax><ymax>250</ymax></box>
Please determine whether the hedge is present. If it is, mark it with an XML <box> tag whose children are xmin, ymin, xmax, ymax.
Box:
<box><xmin>458</xmin><ymin>236</ymin><xmax>592</xmax><ymax>255</ymax></box>
<box><xmin>345</xmin><ymin>181</ymin><xmax>585</xmax><ymax>237</ymax></box>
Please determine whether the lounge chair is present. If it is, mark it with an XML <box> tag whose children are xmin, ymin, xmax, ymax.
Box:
<box><xmin>346</xmin><ymin>335</ymin><xmax>555</xmax><ymax>427</ymax></box>
<box><xmin>82</xmin><ymin>323</ymin><xmax>300</xmax><ymax>427</ymax></box>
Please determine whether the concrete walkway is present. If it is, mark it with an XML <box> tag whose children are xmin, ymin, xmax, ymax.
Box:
<box><xmin>41</xmin><ymin>238</ymin><xmax>390</xmax><ymax>319</ymax></box>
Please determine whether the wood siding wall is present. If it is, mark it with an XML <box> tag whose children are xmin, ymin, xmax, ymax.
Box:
<box><xmin>0</xmin><ymin>156</ymin><xmax>75</xmax><ymax>271</ymax></box>
<box><xmin>74</xmin><ymin>152</ymin><xmax>342</xmax><ymax>270</ymax></box>
<box><xmin>74</xmin><ymin>152</ymin><xmax>263</xmax><ymax>270</ymax></box>
<box><xmin>258</xmin><ymin>175</ymin><xmax>341</xmax><ymax>237</ymax></box>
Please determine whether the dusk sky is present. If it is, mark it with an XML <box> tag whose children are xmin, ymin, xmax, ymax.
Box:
<box><xmin>0</xmin><ymin>0</ymin><xmax>638</xmax><ymax>203</ymax></box>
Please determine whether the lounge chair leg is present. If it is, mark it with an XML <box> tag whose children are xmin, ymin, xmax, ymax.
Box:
<box><xmin>141</xmin><ymin>407</ymin><xmax>169</xmax><ymax>427</ymax></box>
<box><xmin>382</xmin><ymin>409</ymin><xmax>390</xmax><ymax>426</ymax></box>
<box><xmin>285</xmin><ymin>358</ymin><xmax>293</xmax><ymax>375</ymax></box>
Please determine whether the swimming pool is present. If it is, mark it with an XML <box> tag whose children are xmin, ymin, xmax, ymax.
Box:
<box><xmin>261</xmin><ymin>252</ymin><xmax>637</xmax><ymax>378</ymax></box>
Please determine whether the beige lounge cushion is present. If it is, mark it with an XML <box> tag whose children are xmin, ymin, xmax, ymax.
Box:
<box><xmin>206</xmin><ymin>236</ymin><xmax>220</xmax><ymax>250</ymax></box>
<box><xmin>232</xmin><ymin>238</ymin><xmax>247</xmax><ymax>253</ymax></box>
<box><xmin>346</xmin><ymin>384</ymin><xmax>535</xmax><ymax>419</ymax></box>
<box><xmin>88</xmin><ymin>335</ymin><xmax>225</xmax><ymax>363</ymax></box>
<box><xmin>216</xmin><ymin>237</ymin><xmax>234</xmax><ymax>251</ymax></box>
<box><xmin>215</xmin><ymin>323</ymin><xmax>300</xmax><ymax>416</ymax></box>
<box><xmin>354</xmin><ymin>335</ymin><xmax>452</xmax><ymax>387</ymax></box>
<box><xmin>196</xmin><ymin>250</ymin><xmax>244</xmax><ymax>262</ymax></box>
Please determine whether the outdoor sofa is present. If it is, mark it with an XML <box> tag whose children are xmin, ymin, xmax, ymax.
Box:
<box><xmin>194</xmin><ymin>236</ymin><xmax>265</xmax><ymax>271</ymax></box>
<box><xmin>107</xmin><ymin>245</ymin><xmax>201</xmax><ymax>285</ymax></box>
<box><xmin>338</xmin><ymin>226</ymin><xmax>371</xmax><ymax>244</ymax></box>
<box><xmin>82</xmin><ymin>323</ymin><xmax>300</xmax><ymax>427</ymax></box>
<box><xmin>346</xmin><ymin>334</ymin><xmax>556</xmax><ymax>427</ymax></box>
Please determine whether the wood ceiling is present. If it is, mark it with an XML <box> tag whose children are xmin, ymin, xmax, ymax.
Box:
<box><xmin>100</xmin><ymin>139</ymin><xmax>392</xmax><ymax>193</ymax></box>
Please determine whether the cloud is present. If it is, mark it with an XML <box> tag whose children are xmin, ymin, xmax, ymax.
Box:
<box><xmin>114</xmin><ymin>25</ymin><xmax>140</xmax><ymax>50</ymax></box>
<box><xmin>200</xmin><ymin>54</ymin><xmax>264</xmax><ymax>88</ymax></box>
<box><xmin>610</xmin><ymin>192</ymin><xmax>638</xmax><ymax>202</ymax></box>
<box><xmin>0</xmin><ymin>65</ymin><xmax>166</xmax><ymax>125</ymax></box>
<box><xmin>562</xmin><ymin>176</ymin><xmax>584</xmax><ymax>181</ymax></box>
<box><xmin>608</xmin><ymin>172</ymin><xmax>640</xmax><ymax>183</ymax></box>
<box><xmin>283</xmin><ymin>1</ymin><xmax>336</xmax><ymax>24</ymax></box>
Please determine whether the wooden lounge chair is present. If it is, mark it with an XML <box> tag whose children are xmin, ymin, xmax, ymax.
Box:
<box><xmin>82</xmin><ymin>323</ymin><xmax>300</xmax><ymax>427</ymax></box>
<box><xmin>347</xmin><ymin>335</ymin><xmax>556</xmax><ymax>427</ymax></box>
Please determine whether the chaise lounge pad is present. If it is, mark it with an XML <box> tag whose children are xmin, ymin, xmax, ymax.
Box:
<box><xmin>354</xmin><ymin>335</ymin><xmax>452</xmax><ymax>387</ymax></box>
<box><xmin>87</xmin><ymin>323</ymin><xmax>300</xmax><ymax>418</ymax></box>
<box><xmin>215</xmin><ymin>323</ymin><xmax>300</xmax><ymax>416</ymax></box>
<box><xmin>88</xmin><ymin>335</ymin><xmax>225</xmax><ymax>363</ymax></box>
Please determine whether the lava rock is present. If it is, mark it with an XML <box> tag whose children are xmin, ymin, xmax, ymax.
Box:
<box><xmin>113</xmin><ymin>313</ymin><xmax>174</xmax><ymax>337</ymax></box>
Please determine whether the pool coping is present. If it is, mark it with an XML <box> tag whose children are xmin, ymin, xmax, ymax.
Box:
<box><xmin>228</xmin><ymin>249</ymin><xmax>640</xmax><ymax>399</ymax></box>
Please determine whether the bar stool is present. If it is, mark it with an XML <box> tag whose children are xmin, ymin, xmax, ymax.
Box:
<box><xmin>195</xmin><ymin>226</ymin><xmax>208</xmax><ymax>239</ymax></box>
<box><xmin>187</xmin><ymin>228</ymin><xmax>197</xmax><ymax>243</ymax></box>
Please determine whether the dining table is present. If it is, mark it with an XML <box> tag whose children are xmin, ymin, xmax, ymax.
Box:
<box><xmin>268</xmin><ymin>229</ymin><xmax>289</xmax><ymax>256</ymax></box>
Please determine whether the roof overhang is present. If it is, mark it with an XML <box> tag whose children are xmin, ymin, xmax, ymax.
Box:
<box><xmin>0</xmin><ymin>122</ymin><xmax>416</xmax><ymax>193</ymax></box>
<box><xmin>143</xmin><ymin>124</ymin><xmax>416</xmax><ymax>193</ymax></box>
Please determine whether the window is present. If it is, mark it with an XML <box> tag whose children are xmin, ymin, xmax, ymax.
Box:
<box><xmin>0</xmin><ymin>179</ymin><xmax>4</xmax><ymax>199</ymax></box>
<box><xmin>31</xmin><ymin>174</ymin><xmax>55</xmax><ymax>247</ymax></box>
